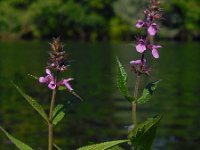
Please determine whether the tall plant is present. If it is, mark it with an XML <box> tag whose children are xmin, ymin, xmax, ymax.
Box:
<box><xmin>0</xmin><ymin>37</ymin><xmax>81</xmax><ymax>150</ymax></box>
<box><xmin>79</xmin><ymin>0</ymin><xmax>163</xmax><ymax>150</ymax></box>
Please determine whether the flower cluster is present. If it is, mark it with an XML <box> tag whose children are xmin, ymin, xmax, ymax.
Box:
<box><xmin>135</xmin><ymin>38</ymin><xmax>161</xmax><ymax>59</ymax></box>
<box><xmin>39</xmin><ymin>38</ymin><xmax>73</xmax><ymax>91</ymax></box>
<box><xmin>39</xmin><ymin>69</ymin><xmax>73</xmax><ymax>91</ymax></box>
<box><xmin>130</xmin><ymin>59</ymin><xmax>151</xmax><ymax>75</ymax></box>
<box><xmin>48</xmin><ymin>37</ymin><xmax>68</xmax><ymax>72</ymax></box>
<box><xmin>130</xmin><ymin>0</ymin><xmax>162</xmax><ymax>75</ymax></box>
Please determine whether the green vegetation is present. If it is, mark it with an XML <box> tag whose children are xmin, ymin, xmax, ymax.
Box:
<box><xmin>0</xmin><ymin>0</ymin><xmax>199</xmax><ymax>41</ymax></box>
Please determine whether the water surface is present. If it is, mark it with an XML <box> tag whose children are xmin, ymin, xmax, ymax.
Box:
<box><xmin>0</xmin><ymin>41</ymin><xmax>199</xmax><ymax>150</ymax></box>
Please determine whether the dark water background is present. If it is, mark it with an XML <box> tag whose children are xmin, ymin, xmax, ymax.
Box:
<box><xmin>0</xmin><ymin>41</ymin><xmax>200</xmax><ymax>150</ymax></box>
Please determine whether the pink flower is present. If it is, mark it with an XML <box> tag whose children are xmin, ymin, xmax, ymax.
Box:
<box><xmin>136</xmin><ymin>20</ymin><xmax>145</xmax><ymax>28</ymax></box>
<box><xmin>48</xmin><ymin>81</ymin><xmax>56</xmax><ymax>90</ymax></box>
<box><xmin>39</xmin><ymin>69</ymin><xmax>74</xmax><ymax>91</ymax></box>
<box><xmin>148</xmin><ymin>23</ymin><xmax>159</xmax><ymax>36</ymax></box>
<box><xmin>150</xmin><ymin>45</ymin><xmax>162</xmax><ymax>58</ymax></box>
<box><xmin>59</xmin><ymin>78</ymin><xmax>74</xmax><ymax>92</ymax></box>
<box><xmin>136</xmin><ymin>39</ymin><xmax>146</xmax><ymax>53</ymax></box>
<box><xmin>39</xmin><ymin>69</ymin><xmax>56</xmax><ymax>90</ymax></box>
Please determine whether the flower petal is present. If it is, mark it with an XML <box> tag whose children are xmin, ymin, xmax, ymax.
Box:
<box><xmin>136</xmin><ymin>44</ymin><xmax>146</xmax><ymax>53</ymax></box>
<box><xmin>46</xmin><ymin>69</ymin><xmax>51</xmax><ymax>75</ymax></box>
<box><xmin>130</xmin><ymin>58</ymin><xmax>147</xmax><ymax>66</ymax></box>
<box><xmin>153</xmin><ymin>45</ymin><xmax>162</xmax><ymax>49</ymax></box>
<box><xmin>64</xmin><ymin>78</ymin><xmax>74</xmax><ymax>82</ymax></box>
<box><xmin>148</xmin><ymin>23</ymin><xmax>158</xmax><ymax>36</ymax></box>
<box><xmin>48</xmin><ymin>81</ymin><xmax>56</xmax><ymax>90</ymax></box>
<box><xmin>64</xmin><ymin>82</ymin><xmax>73</xmax><ymax>91</ymax></box>
<box><xmin>39</xmin><ymin>77</ymin><xmax>46</xmax><ymax>83</ymax></box>
<box><xmin>61</xmin><ymin>78</ymin><xmax>74</xmax><ymax>91</ymax></box>
<box><xmin>152</xmin><ymin>49</ymin><xmax>159</xmax><ymax>58</ymax></box>
<box><xmin>136</xmin><ymin>20</ymin><xmax>145</xmax><ymax>28</ymax></box>
<box><xmin>130</xmin><ymin>59</ymin><xmax>142</xmax><ymax>65</ymax></box>
<box><xmin>46</xmin><ymin>74</ymin><xmax>54</xmax><ymax>82</ymax></box>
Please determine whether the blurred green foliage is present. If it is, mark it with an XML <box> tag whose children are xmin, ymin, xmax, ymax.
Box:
<box><xmin>0</xmin><ymin>0</ymin><xmax>199</xmax><ymax>41</ymax></box>
<box><xmin>163</xmin><ymin>0</ymin><xmax>200</xmax><ymax>40</ymax></box>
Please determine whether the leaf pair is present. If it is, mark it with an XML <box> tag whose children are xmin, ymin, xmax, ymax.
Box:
<box><xmin>76</xmin><ymin>115</ymin><xmax>162</xmax><ymax>150</ymax></box>
<box><xmin>53</xmin><ymin>104</ymin><xmax>66</xmax><ymax>125</ymax></box>
<box><xmin>116</xmin><ymin>58</ymin><xmax>160</xmax><ymax>104</ymax></box>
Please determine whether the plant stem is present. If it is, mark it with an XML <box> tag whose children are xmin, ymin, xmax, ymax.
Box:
<box><xmin>132</xmin><ymin>74</ymin><xmax>140</xmax><ymax>127</ymax></box>
<box><xmin>48</xmin><ymin>72</ymin><xmax>58</xmax><ymax>150</ymax></box>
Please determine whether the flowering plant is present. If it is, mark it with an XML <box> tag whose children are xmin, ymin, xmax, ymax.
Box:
<box><xmin>0</xmin><ymin>37</ymin><xmax>81</xmax><ymax>150</ymax></box>
<box><xmin>78</xmin><ymin>0</ymin><xmax>163</xmax><ymax>150</ymax></box>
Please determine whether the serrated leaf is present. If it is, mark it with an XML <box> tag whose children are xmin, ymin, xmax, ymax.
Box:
<box><xmin>13</xmin><ymin>83</ymin><xmax>49</xmax><ymax>123</ymax></box>
<box><xmin>128</xmin><ymin>115</ymin><xmax>163</xmax><ymax>150</ymax></box>
<box><xmin>77</xmin><ymin>140</ymin><xmax>128</xmax><ymax>150</ymax></box>
<box><xmin>0</xmin><ymin>126</ymin><xmax>34</xmax><ymax>150</ymax></box>
<box><xmin>116</xmin><ymin>57</ymin><xmax>133</xmax><ymax>102</ymax></box>
<box><xmin>53</xmin><ymin>104</ymin><xmax>66</xmax><ymax>125</ymax></box>
<box><xmin>54</xmin><ymin>143</ymin><xmax>62</xmax><ymax>150</ymax></box>
<box><xmin>137</xmin><ymin>80</ymin><xmax>161</xmax><ymax>104</ymax></box>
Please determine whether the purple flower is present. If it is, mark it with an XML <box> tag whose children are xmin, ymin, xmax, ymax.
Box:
<box><xmin>59</xmin><ymin>78</ymin><xmax>74</xmax><ymax>91</ymax></box>
<box><xmin>48</xmin><ymin>81</ymin><xmax>56</xmax><ymax>90</ymax></box>
<box><xmin>148</xmin><ymin>23</ymin><xmax>159</xmax><ymax>36</ymax></box>
<box><xmin>150</xmin><ymin>45</ymin><xmax>162</xmax><ymax>58</ymax></box>
<box><xmin>136</xmin><ymin>20</ymin><xmax>145</xmax><ymax>28</ymax></box>
<box><xmin>39</xmin><ymin>69</ymin><xmax>56</xmax><ymax>90</ymax></box>
<box><xmin>136</xmin><ymin>39</ymin><xmax>146</xmax><ymax>53</ymax></box>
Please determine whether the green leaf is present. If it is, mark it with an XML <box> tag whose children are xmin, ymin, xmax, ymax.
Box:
<box><xmin>116</xmin><ymin>57</ymin><xmax>133</xmax><ymax>102</ymax></box>
<box><xmin>54</xmin><ymin>143</ymin><xmax>62</xmax><ymax>150</ymax></box>
<box><xmin>13</xmin><ymin>84</ymin><xmax>49</xmax><ymax>123</ymax></box>
<box><xmin>53</xmin><ymin>104</ymin><xmax>66</xmax><ymax>125</ymax></box>
<box><xmin>0</xmin><ymin>126</ymin><xmax>34</xmax><ymax>150</ymax></box>
<box><xmin>137</xmin><ymin>80</ymin><xmax>161</xmax><ymax>105</ymax></box>
<box><xmin>128</xmin><ymin>115</ymin><xmax>163</xmax><ymax>150</ymax></box>
<box><xmin>58</xmin><ymin>86</ymin><xmax>66</xmax><ymax>91</ymax></box>
<box><xmin>77</xmin><ymin>140</ymin><xmax>128</xmax><ymax>150</ymax></box>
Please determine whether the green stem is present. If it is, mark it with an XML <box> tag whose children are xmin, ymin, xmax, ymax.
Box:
<box><xmin>48</xmin><ymin>72</ymin><xmax>58</xmax><ymax>150</ymax></box>
<box><xmin>132</xmin><ymin>74</ymin><xmax>140</xmax><ymax>127</ymax></box>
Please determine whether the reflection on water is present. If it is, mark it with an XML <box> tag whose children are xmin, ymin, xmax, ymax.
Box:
<box><xmin>0</xmin><ymin>41</ymin><xmax>200</xmax><ymax>149</ymax></box>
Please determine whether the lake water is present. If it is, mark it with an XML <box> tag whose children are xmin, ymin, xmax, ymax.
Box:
<box><xmin>0</xmin><ymin>41</ymin><xmax>200</xmax><ymax>150</ymax></box>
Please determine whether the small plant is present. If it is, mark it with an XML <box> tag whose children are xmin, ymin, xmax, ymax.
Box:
<box><xmin>79</xmin><ymin>0</ymin><xmax>163</xmax><ymax>150</ymax></box>
<box><xmin>0</xmin><ymin>37</ymin><xmax>82</xmax><ymax>150</ymax></box>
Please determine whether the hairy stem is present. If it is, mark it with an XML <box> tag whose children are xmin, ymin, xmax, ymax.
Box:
<box><xmin>132</xmin><ymin>74</ymin><xmax>140</xmax><ymax>127</ymax></box>
<box><xmin>48</xmin><ymin>72</ymin><xmax>58</xmax><ymax>150</ymax></box>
